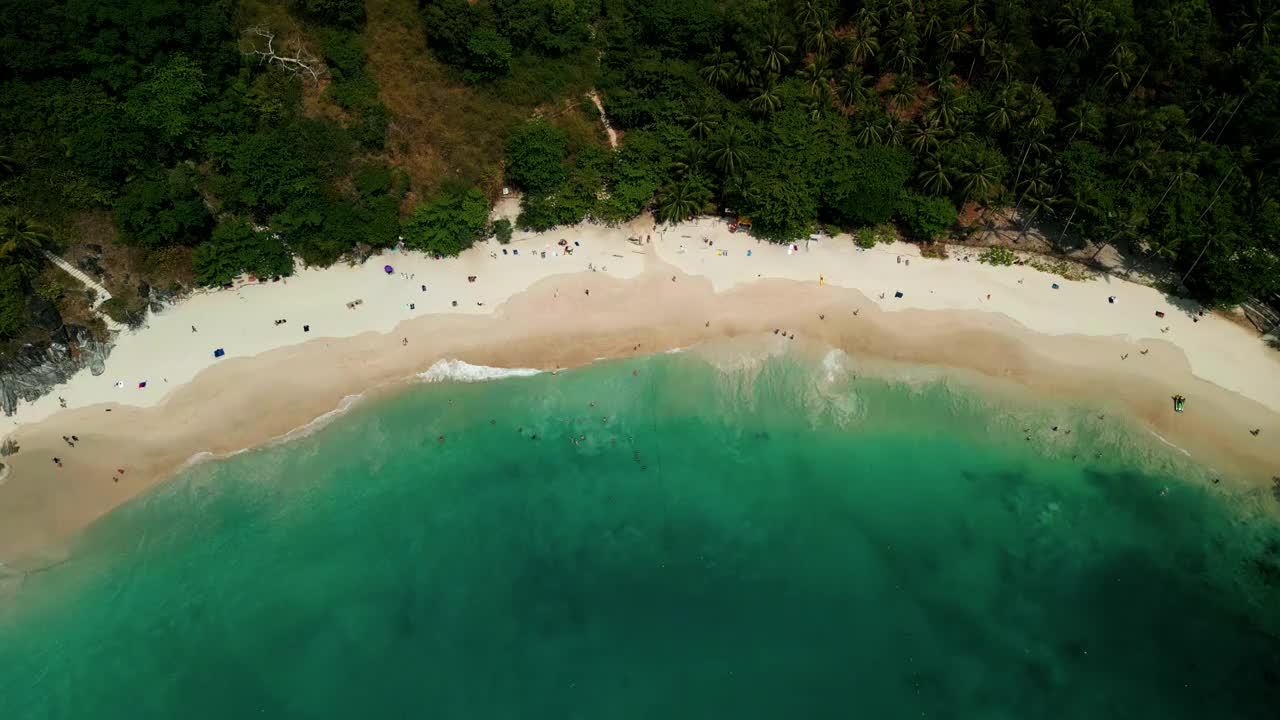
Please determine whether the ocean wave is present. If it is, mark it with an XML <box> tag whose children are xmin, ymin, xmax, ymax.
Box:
<box><xmin>417</xmin><ymin>359</ymin><xmax>542</xmax><ymax>383</ymax></box>
<box><xmin>267</xmin><ymin>394</ymin><xmax>366</xmax><ymax>446</ymax></box>
<box><xmin>821</xmin><ymin>349</ymin><xmax>848</xmax><ymax>383</ymax></box>
<box><xmin>1148</xmin><ymin>430</ymin><xmax>1192</xmax><ymax>457</ymax></box>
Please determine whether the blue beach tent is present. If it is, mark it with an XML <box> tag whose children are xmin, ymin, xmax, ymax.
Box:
<box><xmin>214</xmin><ymin>348</ymin><xmax>225</xmax><ymax>358</ymax></box>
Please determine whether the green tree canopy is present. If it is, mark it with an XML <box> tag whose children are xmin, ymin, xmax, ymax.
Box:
<box><xmin>504</xmin><ymin>120</ymin><xmax>570</xmax><ymax>195</ymax></box>
<box><xmin>114</xmin><ymin>168</ymin><xmax>212</xmax><ymax>249</ymax></box>
<box><xmin>192</xmin><ymin>219</ymin><xmax>294</xmax><ymax>287</ymax></box>
<box><xmin>402</xmin><ymin>185</ymin><xmax>490</xmax><ymax>256</ymax></box>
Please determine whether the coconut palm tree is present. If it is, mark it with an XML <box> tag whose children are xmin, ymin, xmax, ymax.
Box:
<box><xmin>802</xmin><ymin>59</ymin><xmax>832</xmax><ymax>99</ymax></box>
<box><xmin>885</xmin><ymin>74</ymin><xmax>916</xmax><ymax>114</ymax></box>
<box><xmin>709</xmin><ymin>126</ymin><xmax>746</xmax><ymax>177</ymax></box>
<box><xmin>837</xmin><ymin>66</ymin><xmax>874</xmax><ymax>111</ymax></box>
<box><xmin>1064</xmin><ymin>101</ymin><xmax>1103</xmax><ymax>142</ymax></box>
<box><xmin>683</xmin><ymin>101</ymin><xmax>720</xmax><ymax>140</ymax></box>
<box><xmin>940</xmin><ymin>24</ymin><xmax>970</xmax><ymax>59</ymax></box>
<box><xmin>749</xmin><ymin>74</ymin><xmax>783</xmax><ymax>114</ymax></box>
<box><xmin>656</xmin><ymin>178</ymin><xmax>710</xmax><ymax>223</ymax></box>
<box><xmin>988</xmin><ymin>42</ymin><xmax>1015</xmax><ymax>81</ymax></box>
<box><xmin>758</xmin><ymin>29</ymin><xmax>794</xmax><ymax>75</ymax></box>
<box><xmin>1236</xmin><ymin>1</ymin><xmax>1280</xmax><ymax>48</ymax></box>
<box><xmin>925</xmin><ymin>87</ymin><xmax>961</xmax><ymax>128</ymax></box>
<box><xmin>700</xmin><ymin>46</ymin><xmax>736</xmax><ymax>88</ymax></box>
<box><xmin>985</xmin><ymin>84</ymin><xmax>1017</xmax><ymax>132</ymax></box>
<box><xmin>795</xmin><ymin>0</ymin><xmax>821</xmax><ymax>28</ymax></box>
<box><xmin>0</xmin><ymin>212</ymin><xmax>52</xmax><ymax>276</ymax></box>
<box><xmin>918</xmin><ymin>155</ymin><xmax>952</xmax><ymax>194</ymax></box>
<box><xmin>908</xmin><ymin>121</ymin><xmax>948</xmax><ymax>155</ymax></box>
<box><xmin>1016</xmin><ymin>189</ymin><xmax>1059</xmax><ymax>242</ymax></box>
<box><xmin>852</xmin><ymin>113</ymin><xmax>889</xmax><ymax>147</ymax></box>
<box><xmin>1103</xmin><ymin>43</ymin><xmax>1137</xmax><ymax>90</ymax></box>
<box><xmin>967</xmin><ymin>25</ymin><xmax>997</xmax><ymax>79</ymax></box>
<box><xmin>1057</xmin><ymin>0</ymin><xmax>1101</xmax><ymax>51</ymax></box>
<box><xmin>805</xmin><ymin>17</ymin><xmax>838</xmax><ymax>59</ymax></box>
<box><xmin>959</xmin><ymin>155</ymin><xmax>1002</xmax><ymax>202</ymax></box>
<box><xmin>848</xmin><ymin>9</ymin><xmax>880</xmax><ymax>65</ymax></box>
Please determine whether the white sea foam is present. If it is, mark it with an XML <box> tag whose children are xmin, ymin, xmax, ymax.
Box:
<box><xmin>821</xmin><ymin>349</ymin><xmax>848</xmax><ymax>383</ymax></box>
<box><xmin>417</xmin><ymin>359</ymin><xmax>542</xmax><ymax>383</ymax></box>
<box><xmin>267</xmin><ymin>394</ymin><xmax>366</xmax><ymax>446</ymax></box>
<box><xmin>1149</xmin><ymin>430</ymin><xmax>1193</xmax><ymax>457</ymax></box>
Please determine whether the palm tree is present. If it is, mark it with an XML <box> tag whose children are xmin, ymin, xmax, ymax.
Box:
<box><xmin>709</xmin><ymin>126</ymin><xmax>745</xmax><ymax>177</ymax></box>
<box><xmin>985</xmin><ymin>84</ymin><xmax>1017</xmax><ymax>132</ymax></box>
<box><xmin>759</xmin><ymin>29</ymin><xmax>794</xmax><ymax>75</ymax></box>
<box><xmin>963</xmin><ymin>0</ymin><xmax>988</xmax><ymax>27</ymax></box>
<box><xmin>794</xmin><ymin>0</ymin><xmax>821</xmax><ymax>28</ymax></box>
<box><xmin>1092</xmin><ymin>206</ymin><xmax>1146</xmax><ymax>260</ymax></box>
<box><xmin>1236</xmin><ymin>1</ymin><xmax>1280</xmax><ymax>48</ymax></box>
<box><xmin>884</xmin><ymin>116</ymin><xmax>907</xmax><ymax>147</ymax></box>
<box><xmin>852</xmin><ymin>113</ymin><xmax>889</xmax><ymax>147</ymax></box>
<box><xmin>848</xmin><ymin>10</ymin><xmax>880</xmax><ymax>65</ymax></box>
<box><xmin>1016</xmin><ymin>189</ymin><xmax>1059</xmax><ymax>242</ymax></box>
<box><xmin>749</xmin><ymin>74</ymin><xmax>783</xmax><ymax>114</ymax></box>
<box><xmin>669</xmin><ymin>143</ymin><xmax>708</xmax><ymax>180</ymax></box>
<box><xmin>1065</xmin><ymin>101</ymin><xmax>1103</xmax><ymax>142</ymax></box>
<box><xmin>656</xmin><ymin>178</ymin><xmax>709</xmax><ymax>224</ymax></box>
<box><xmin>940</xmin><ymin>25</ymin><xmax>970</xmax><ymax>59</ymax></box>
<box><xmin>730</xmin><ymin>58</ymin><xmax>755</xmax><ymax>89</ymax></box>
<box><xmin>967</xmin><ymin>26</ymin><xmax>997</xmax><ymax>80</ymax></box>
<box><xmin>700</xmin><ymin>46</ymin><xmax>736</xmax><ymax>88</ymax></box>
<box><xmin>1154</xmin><ymin>159</ymin><xmax>1200</xmax><ymax>212</ymax></box>
<box><xmin>886</xmin><ymin>74</ymin><xmax>916</xmax><ymax>114</ymax></box>
<box><xmin>925</xmin><ymin>87</ymin><xmax>961</xmax><ymax>128</ymax></box>
<box><xmin>802</xmin><ymin>59</ymin><xmax>832</xmax><ymax>99</ymax></box>
<box><xmin>959</xmin><ymin>156</ymin><xmax>1002</xmax><ymax>202</ymax></box>
<box><xmin>1103</xmin><ymin>43</ymin><xmax>1137</xmax><ymax>90</ymax></box>
<box><xmin>837</xmin><ymin>66</ymin><xmax>873</xmax><ymax>111</ymax></box>
<box><xmin>684</xmin><ymin>101</ymin><xmax>720</xmax><ymax>140</ymax></box>
<box><xmin>0</xmin><ymin>212</ymin><xmax>52</xmax><ymax>276</ymax></box>
<box><xmin>1057</xmin><ymin>0</ymin><xmax>1101</xmax><ymax>51</ymax></box>
<box><xmin>988</xmin><ymin>42</ymin><xmax>1015</xmax><ymax>81</ymax></box>
<box><xmin>908</xmin><ymin>122</ymin><xmax>947</xmax><ymax>155</ymax></box>
<box><xmin>1018</xmin><ymin>83</ymin><xmax>1054</xmax><ymax>135</ymax></box>
<box><xmin>918</xmin><ymin>156</ymin><xmax>953</xmax><ymax>194</ymax></box>
<box><xmin>805</xmin><ymin>17</ymin><xmax>838</xmax><ymax>59</ymax></box>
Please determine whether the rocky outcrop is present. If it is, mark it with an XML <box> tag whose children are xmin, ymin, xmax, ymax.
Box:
<box><xmin>0</xmin><ymin>325</ymin><xmax>112</xmax><ymax>416</ymax></box>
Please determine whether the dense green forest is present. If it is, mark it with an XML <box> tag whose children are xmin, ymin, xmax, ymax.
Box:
<box><xmin>0</xmin><ymin>0</ymin><xmax>1278</xmax><ymax>351</ymax></box>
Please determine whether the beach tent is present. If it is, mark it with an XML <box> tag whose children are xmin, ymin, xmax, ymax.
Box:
<box><xmin>213</xmin><ymin>348</ymin><xmax>225</xmax><ymax>358</ymax></box>
<box><xmin>138</xmin><ymin>381</ymin><xmax>147</xmax><ymax>388</ymax></box>
<box><xmin>894</xmin><ymin>291</ymin><xmax>904</xmax><ymax>298</ymax></box>
<box><xmin>384</xmin><ymin>265</ymin><xmax>394</xmax><ymax>274</ymax></box>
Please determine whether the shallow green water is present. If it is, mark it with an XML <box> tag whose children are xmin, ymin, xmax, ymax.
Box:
<box><xmin>2</xmin><ymin>351</ymin><xmax>1278</xmax><ymax>719</ymax></box>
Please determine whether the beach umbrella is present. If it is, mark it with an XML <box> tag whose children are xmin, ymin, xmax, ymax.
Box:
<box><xmin>384</xmin><ymin>265</ymin><xmax>394</xmax><ymax>274</ymax></box>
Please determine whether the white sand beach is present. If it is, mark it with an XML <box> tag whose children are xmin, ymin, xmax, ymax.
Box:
<box><xmin>9</xmin><ymin>201</ymin><xmax>1279</xmax><ymax>430</ymax></box>
<box><xmin>2</xmin><ymin>201</ymin><xmax>1279</xmax><ymax>565</ymax></box>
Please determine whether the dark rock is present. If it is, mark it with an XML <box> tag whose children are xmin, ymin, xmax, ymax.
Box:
<box><xmin>138</xmin><ymin>282</ymin><xmax>151</xmax><ymax>299</ymax></box>
<box><xmin>0</xmin><ymin>325</ymin><xmax>113</xmax><ymax>416</ymax></box>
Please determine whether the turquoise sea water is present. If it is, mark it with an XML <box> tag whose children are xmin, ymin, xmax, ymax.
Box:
<box><xmin>1</xmin><ymin>350</ymin><xmax>1278</xmax><ymax>719</ymax></box>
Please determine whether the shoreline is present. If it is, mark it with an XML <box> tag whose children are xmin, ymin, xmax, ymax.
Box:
<box><xmin>2</xmin><ymin>210</ymin><xmax>1279</xmax><ymax>567</ymax></box>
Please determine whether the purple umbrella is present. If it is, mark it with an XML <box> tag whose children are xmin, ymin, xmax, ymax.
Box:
<box><xmin>384</xmin><ymin>265</ymin><xmax>394</xmax><ymax>274</ymax></box>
